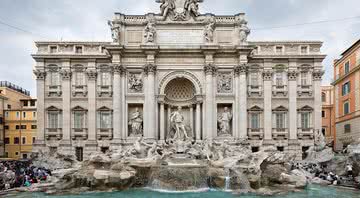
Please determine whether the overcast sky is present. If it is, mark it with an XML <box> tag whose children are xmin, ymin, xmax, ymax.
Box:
<box><xmin>0</xmin><ymin>0</ymin><xmax>359</xmax><ymax>97</ymax></box>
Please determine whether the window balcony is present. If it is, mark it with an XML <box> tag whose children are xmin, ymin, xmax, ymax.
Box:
<box><xmin>97</xmin><ymin>85</ymin><xmax>113</xmax><ymax>97</ymax></box>
<box><xmin>247</xmin><ymin>128</ymin><xmax>264</xmax><ymax>140</ymax></box>
<box><xmin>45</xmin><ymin>128</ymin><xmax>62</xmax><ymax>140</ymax></box>
<box><xmin>97</xmin><ymin>128</ymin><xmax>113</xmax><ymax>140</ymax></box>
<box><xmin>248</xmin><ymin>85</ymin><xmax>262</xmax><ymax>96</ymax></box>
<box><xmin>72</xmin><ymin>85</ymin><xmax>88</xmax><ymax>97</ymax></box>
<box><xmin>71</xmin><ymin>128</ymin><xmax>88</xmax><ymax>140</ymax></box>
<box><xmin>297</xmin><ymin>85</ymin><xmax>313</xmax><ymax>96</ymax></box>
<box><xmin>272</xmin><ymin>128</ymin><xmax>289</xmax><ymax>140</ymax></box>
<box><xmin>272</xmin><ymin>85</ymin><xmax>288</xmax><ymax>96</ymax></box>
<box><xmin>297</xmin><ymin>128</ymin><xmax>314</xmax><ymax>140</ymax></box>
<box><xmin>47</xmin><ymin>85</ymin><xmax>62</xmax><ymax>97</ymax></box>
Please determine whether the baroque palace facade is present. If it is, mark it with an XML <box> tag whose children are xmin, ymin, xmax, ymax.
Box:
<box><xmin>32</xmin><ymin>0</ymin><xmax>325</xmax><ymax>160</ymax></box>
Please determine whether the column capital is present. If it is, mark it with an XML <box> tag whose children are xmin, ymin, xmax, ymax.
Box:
<box><xmin>143</xmin><ymin>63</ymin><xmax>157</xmax><ymax>76</ymax></box>
<box><xmin>33</xmin><ymin>70</ymin><xmax>46</xmax><ymax>80</ymax></box>
<box><xmin>312</xmin><ymin>70</ymin><xmax>324</xmax><ymax>81</ymax></box>
<box><xmin>112</xmin><ymin>64</ymin><xmax>126</xmax><ymax>75</ymax></box>
<box><xmin>234</xmin><ymin>64</ymin><xmax>248</xmax><ymax>76</ymax></box>
<box><xmin>60</xmin><ymin>69</ymin><xmax>72</xmax><ymax>80</ymax></box>
<box><xmin>86</xmin><ymin>69</ymin><xmax>98</xmax><ymax>80</ymax></box>
<box><xmin>204</xmin><ymin>63</ymin><xmax>217</xmax><ymax>75</ymax></box>
<box><xmin>288</xmin><ymin>70</ymin><xmax>299</xmax><ymax>81</ymax></box>
<box><xmin>262</xmin><ymin>70</ymin><xmax>273</xmax><ymax>81</ymax></box>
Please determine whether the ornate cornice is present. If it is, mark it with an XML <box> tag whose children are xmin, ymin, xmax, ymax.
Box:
<box><xmin>234</xmin><ymin>64</ymin><xmax>247</xmax><ymax>76</ymax></box>
<box><xmin>262</xmin><ymin>70</ymin><xmax>273</xmax><ymax>81</ymax></box>
<box><xmin>86</xmin><ymin>69</ymin><xmax>98</xmax><ymax>80</ymax></box>
<box><xmin>312</xmin><ymin>70</ymin><xmax>324</xmax><ymax>81</ymax></box>
<box><xmin>288</xmin><ymin>70</ymin><xmax>298</xmax><ymax>81</ymax></box>
<box><xmin>60</xmin><ymin>69</ymin><xmax>72</xmax><ymax>80</ymax></box>
<box><xmin>33</xmin><ymin>70</ymin><xmax>46</xmax><ymax>80</ymax></box>
<box><xmin>143</xmin><ymin>63</ymin><xmax>157</xmax><ymax>76</ymax></box>
<box><xmin>204</xmin><ymin>63</ymin><xmax>217</xmax><ymax>76</ymax></box>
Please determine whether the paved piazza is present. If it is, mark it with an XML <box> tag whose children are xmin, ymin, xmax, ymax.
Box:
<box><xmin>32</xmin><ymin>0</ymin><xmax>325</xmax><ymax>160</ymax></box>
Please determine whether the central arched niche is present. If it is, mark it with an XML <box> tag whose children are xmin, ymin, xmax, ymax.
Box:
<box><xmin>164</xmin><ymin>78</ymin><xmax>196</xmax><ymax>105</ymax></box>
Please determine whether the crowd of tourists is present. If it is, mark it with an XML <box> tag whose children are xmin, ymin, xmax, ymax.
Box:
<box><xmin>0</xmin><ymin>160</ymin><xmax>51</xmax><ymax>191</ymax></box>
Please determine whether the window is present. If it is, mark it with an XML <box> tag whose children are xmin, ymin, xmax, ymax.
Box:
<box><xmin>7</xmin><ymin>104</ymin><xmax>11</xmax><ymax>109</ymax></box>
<box><xmin>100</xmin><ymin>72</ymin><xmax>111</xmax><ymax>86</ymax></box>
<box><xmin>4</xmin><ymin>138</ymin><xmax>10</xmax><ymax>144</ymax></box>
<box><xmin>322</xmin><ymin>128</ymin><xmax>326</xmax><ymax>136</ymax></box>
<box><xmin>16</xmin><ymin>112</ymin><xmax>20</xmax><ymax>119</ymax></box>
<box><xmin>300</xmin><ymin>72</ymin><xmax>307</xmax><ymax>86</ymax></box>
<box><xmin>275</xmin><ymin>113</ymin><xmax>286</xmax><ymax>129</ymax></box>
<box><xmin>22</xmin><ymin>137</ymin><xmax>26</xmax><ymax>144</ymax></box>
<box><xmin>342</xmin><ymin>82</ymin><xmax>351</xmax><ymax>96</ymax></box>
<box><xmin>21</xmin><ymin>125</ymin><xmax>26</xmax><ymax>129</ymax></box>
<box><xmin>344</xmin><ymin>61</ymin><xmax>350</xmax><ymax>74</ymax></box>
<box><xmin>250</xmin><ymin>73</ymin><xmax>258</xmax><ymax>87</ymax></box>
<box><xmin>322</xmin><ymin>92</ymin><xmax>326</xmax><ymax>102</ymax></box>
<box><xmin>301</xmin><ymin>46</ymin><xmax>308</xmax><ymax>54</ymax></box>
<box><xmin>275</xmin><ymin>72</ymin><xmax>283</xmax><ymax>86</ymax></box>
<box><xmin>75</xmin><ymin>46</ymin><xmax>83</xmax><ymax>54</ymax></box>
<box><xmin>250</xmin><ymin>113</ymin><xmax>260</xmax><ymax>129</ymax></box>
<box><xmin>50</xmin><ymin>46</ymin><xmax>57</xmax><ymax>53</ymax></box>
<box><xmin>30</xmin><ymin>100</ymin><xmax>36</xmax><ymax>106</ymax></box>
<box><xmin>74</xmin><ymin>111</ymin><xmax>85</xmax><ymax>129</ymax></box>
<box><xmin>75</xmin><ymin>72</ymin><xmax>85</xmax><ymax>85</ymax></box>
<box><xmin>16</xmin><ymin>125</ymin><xmax>20</xmax><ymax>129</ymax></box>
<box><xmin>48</xmin><ymin>112</ymin><xmax>59</xmax><ymax>129</ymax></box>
<box><xmin>23</xmin><ymin>100</ymin><xmax>28</xmax><ymax>106</ymax></box>
<box><xmin>22</xmin><ymin>154</ymin><xmax>28</xmax><ymax>159</ymax></box>
<box><xmin>322</xmin><ymin>111</ymin><xmax>326</xmax><ymax>118</ymax></box>
<box><xmin>0</xmin><ymin>117</ymin><xmax>2</xmax><ymax>124</ymax></box>
<box><xmin>99</xmin><ymin>111</ymin><xmax>112</xmax><ymax>129</ymax></box>
<box><xmin>4</xmin><ymin>125</ymin><xmax>9</xmax><ymax>130</ymax></box>
<box><xmin>344</xmin><ymin>124</ymin><xmax>351</xmax><ymax>133</ymax></box>
<box><xmin>23</xmin><ymin>112</ymin><xmax>26</xmax><ymax>118</ymax></box>
<box><xmin>50</xmin><ymin>72</ymin><xmax>60</xmax><ymax>86</ymax></box>
<box><xmin>32</xmin><ymin>137</ymin><xmax>36</xmax><ymax>144</ymax></box>
<box><xmin>15</xmin><ymin>152</ymin><xmax>19</xmax><ymax>156</ymax></box>
<box><xmin>31</xmin><ymin>125</ymin><xmax>37</xmax><ymax>129</ymax></box>
<box><xmin>14</xmin><ymin>137</ymin><xmax>19</xmax><ymax>144</ymax></box>
<box><xmin>344</xmin><ymin>101</ymin><xmax>350</xmax><ymax>115</ymax></box>
<box><xmin>276</xmin><ymin>46</ymin><xmax>283</xmax><ymax>54</ymax></box>
<box><xmin>301</xmin><ymin>112</ymin><xmax>310</xmax><ymax>129</ymax></box>
<box><xmin>5</xmin><ymin>111</ymin><xmax>9</xmax><ymax>118</ymax></box>
<box><xmin>33</xmin><ymin>112</ymin><xmax>36</xmax><ymax>118</ymax></box>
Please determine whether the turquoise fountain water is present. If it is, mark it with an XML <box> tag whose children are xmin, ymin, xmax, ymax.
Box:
<box><xmin>7</xmin><ymin>185</ymin><xmax>359</xmax><ymax>198</ymax></box>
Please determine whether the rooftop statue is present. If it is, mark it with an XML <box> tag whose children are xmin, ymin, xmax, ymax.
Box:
<box><xmin>156</xmin><ymin>0</ymin><xmax>204</xmax><ymax>21</ymax></box>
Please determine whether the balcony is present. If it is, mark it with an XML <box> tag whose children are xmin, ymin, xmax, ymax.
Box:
<box><xmin>97</xmin><ymin>85</ymin><xmax>112</xmax><ymax>97</ymax></box>
<box><xmin>72</xmin><ymin>85</ymin><xmax>88</xmax><ymax>97</ymax></box>
<box><xmin>272</xmin><ymin>85</ymin><xmax>288</xmax><ymax>96</ymax></box>
<box><xmin>47</xmin><ymin>85</ymin><xmax>62</xmax><ymax>97</ymax></box>
<box><xmin>248</xmin><ymin>85</ymin><xmax>262</xmax><ymax>97</ymax></box>
<box><xmin>272</xmin><ymin>128</ymin><xmax>289</xmax><ymax>140</ymax></box>
<box><xmin>45</xmin><ymin>128</ymin><xmax>62</xmax><ymax>140</ymax></box>
<box><xmin>71</xmin><ymin>128</ymin><xmax>88</xmax><ymax>140</ymax></box>
<box><xmin>297</xmin><ymin>128</ymin><xmax>314</xmax><ymax>140</ymax></box>
<box><xmin>97</xmin><ymin>128</ymin><xmax>113</xmax><ymax>140</ymax></box>
<box><xmin>248</xmin><ymin>128</ymin><xmax>264</xmax><ymax>140</ymax></box>
<box><xmin>297</xmin><ymin>85</ymin><xmax>313</xmax><ymax>96</ymax></box>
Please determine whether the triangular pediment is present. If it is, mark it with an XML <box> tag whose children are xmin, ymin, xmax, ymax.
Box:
<box><xmin>248</xmin><ymin>105</ymin><xmax>263</xmax><ymax>112</ymax></box>
<box><xmin>298</xmin><ymin>105</ymin><xmax>313</xmax><ymax>111</ymax></box>
<box><xmin>46</xmin><ymin>106</ymin><xmax>61</xmax><ymax>111</ymax></box>
<box><xmin>72</xmin><ymin>106</ymin><xmax>87</xmax><ymax>111</ymax></box>
<box><xmin>273</xmin><ymin>106</ymin><xmax>288</xmax><ymax>112</ymax></box>
<box><xmin>98</xmin><ymin>106</ymin><xmax>112</xmax><ymax>111</ymax></box>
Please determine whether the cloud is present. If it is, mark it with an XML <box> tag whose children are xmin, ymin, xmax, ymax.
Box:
<box><xmin>0</xmin><ymin>0</ymin><xmax>359</xmax><ymax>96</ymax></box>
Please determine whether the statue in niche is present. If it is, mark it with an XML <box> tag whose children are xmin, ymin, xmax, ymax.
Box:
<box><xmin>217</xmin><ymin>74</ymin><xmax>232</xmax><ymax>93</ymax></box>
<box><xmin>217</xmin><ymin>107</ymin><xmax>232</xmax><ymax>136</ymax></box>
<box><xmin>128</xmin><ymin>74</ymin><xmax>143</xmax><ymax>92</ymax></box>
<box><xmin>159</xmin><ymin>0</ymin><xmax>175</xmax><ymax>17</ymax></box>
<box><xmin>239</xmin><ymin>22</ymin><xmax>250</xmax><ymax>44</ymax></box>
<box><xmin>170</xmin><ymin>106</ymin><xmax>190</xmax><ymax>140</ymax></box>
<box><xmin>129</xmin><ymin>108</ymin><xmax>143</xmax><ymax>136</ymax></box>
<box><xmin>184</xmin><ymin>0</ymin><xmax>200</xmax><ymax>17</ymax></box>
<box><xmin>108</xmin><ymin>20</ymin><xmax>120</xmax><ymax>43</ymax></box>
<box><xmin>144</xmin><ymin>21</ymin><xmax>157</xmax><ymax>44</ymax></box>
<box><xmin>204</xmin><ymin>17</ymin><xmax>215</xmax><ymax>43</ymax></box>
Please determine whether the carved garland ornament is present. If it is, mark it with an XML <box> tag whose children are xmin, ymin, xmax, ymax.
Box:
<box><xmin>60</xmin><ymin>69</ymin><xmax>72</xmax><ymax>80</ymax></box>
<box><xmin>33</xmin><ymin>70</ymin><xmax>46</xmax><ymax>80</ymax></box>
<box><xmin>262</xmin><ymin>70</ymin><xmax>273</xmax><ymax>81</ymax></box>
<box><xmin>288</xmin><ymin>70</ymin><xmax>298</xmax><ymax>81</ymax></box>
<box><xmin>86</xmin><ymin>70</ymin><xmax>98</xmax><ymax>80</ymax></box>
<box><xmin>312</xmin><ymin>70</ymin><xmax>324</xmax><ymax>81</ymax></box>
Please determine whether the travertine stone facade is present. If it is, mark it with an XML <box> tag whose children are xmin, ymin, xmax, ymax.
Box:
<box><xmin>32</xmin><ymin>0</ymin><xmax>325</xmax><ymax>160</ymax></box>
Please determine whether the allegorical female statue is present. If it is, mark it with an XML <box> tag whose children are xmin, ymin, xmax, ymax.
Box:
<box><xmin>129</xmin><ymin>108</ymin><xmax>143</xmax><ymax>136</ymax></box>
<box><xmin>160</xmin><ymin>0</ymin><xmax>176</xmax><ymax>17</ymax></box>
<box><xmin>218</xmin><ymin>107</ymin><xmax>232</xmax><ymax>135</ymax></box>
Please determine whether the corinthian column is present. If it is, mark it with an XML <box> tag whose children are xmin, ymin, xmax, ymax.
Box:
<box><xmin>112</xmin><ymin>65</ymin><xmax>124</xmax><ymax>142</ymax></box>
<box><xmin>204</xmin><ymin>63</ymin><xmax>216</xmax><ymax>139</ymax></box>
<box><xmin>143</xmin><ymin>63</ymin><xmax>157</xmax><ymax>140</ymax></box>
<box><xmin>235</xmin><ymin>64</ymin><xmax>248</xmax><ymax>139</ymax></box>
<box><xmin>33</xmin><ymin>69</ymin><xmax>46</xmax><ymax>147</ymax></box>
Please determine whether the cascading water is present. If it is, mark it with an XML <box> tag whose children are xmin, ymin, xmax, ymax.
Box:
<box><xmin>224</xmin><ymin>168</ymin><xmax>231</xmax><ymax>191</ymax></box>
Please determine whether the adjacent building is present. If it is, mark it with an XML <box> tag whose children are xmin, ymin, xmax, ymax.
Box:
<box><xmin>321</xmin><ymin>85</ymin><xmax>335</xmax><ymax>145</ymax></box>
<box><xmin>0</xmin><ymin>93</ymin><xmax>7</xmax><ymax>156</ymax></box>
<box><xmin>32</xmin><ymin>0</ymin><xmax>325</xmax><ymax>161</ymax></box>
<box><xmin>333</xmin><ymin>39</ymin><xmax>360</xmax><ymax>151</ymax></box>
<box><xmin>0</xmin><ymin>81</ymin><xmax>34</xmax><ymax>159</ymax></box>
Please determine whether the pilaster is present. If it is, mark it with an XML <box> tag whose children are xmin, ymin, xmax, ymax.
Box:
<box><xmin>288</xmin><ymin>70</ymin><xmax>298</xmax><ymax>140</ymax></box>
<box><xmin>263</xmin><ymin>70</ymin><xmax>273</xmax><ymax>141</ymax></box>
<box><xmin>235</xmin><ymin>64</ymin><xmax>248</xmax><ymax>140</ymax></box>
<box><xmin>86</xmin><ymin>64</ymin><xmax>98</xmax><ymax>144</ymax></box>
<box><xmin>313</xmin><ymin>69</ymin><xmax>324</xmax><ymax>136</ymax></box>
<box><xmin>60</xmin><ymin>62</ymin><xmax>72</xmax><ymax>146</ymax></box>
<box><xmin>112</xmin><ymin>64</ymin><xmax>124</xmax><ymax>143</ymax></box>
<box><xmin>143</xmin><ymin>62</ymin><xmax>157</xmax><ymax>140</ymax></box>
<box><xmin>33</xmin><ymin>69</ymin><xmax>46</xmax><ymax>148</ymax></box>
